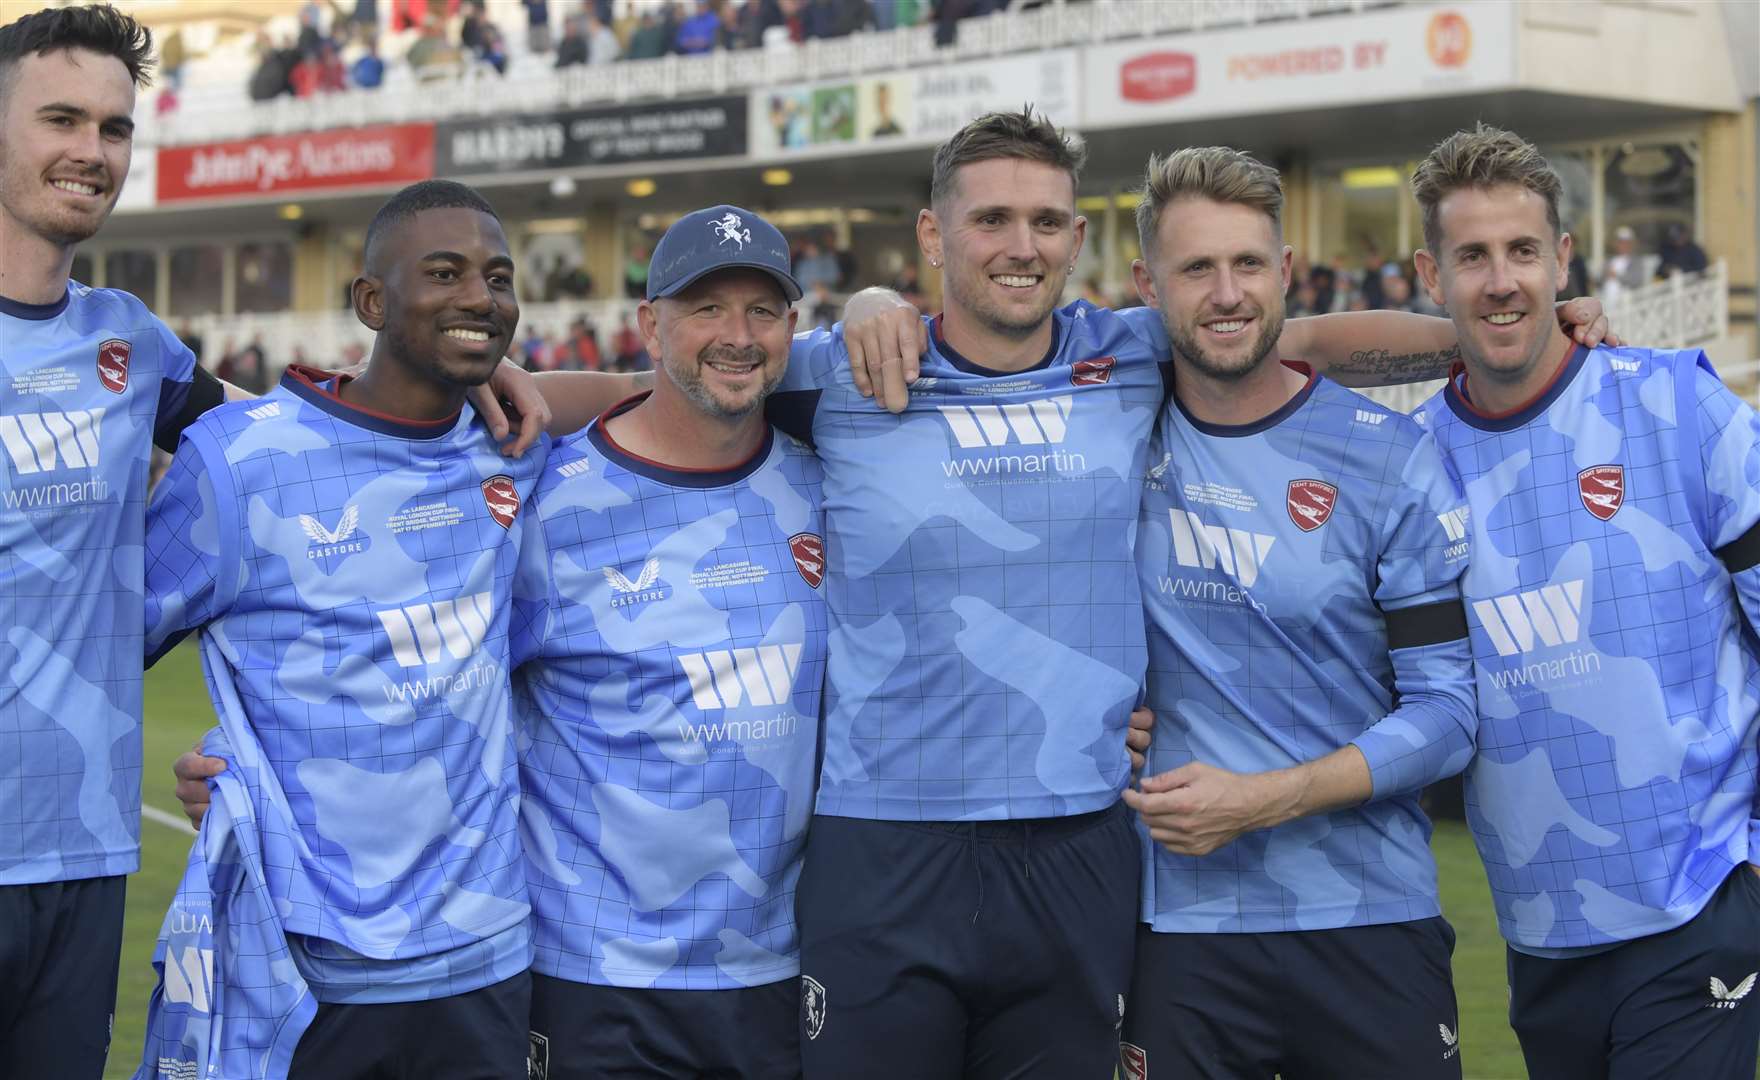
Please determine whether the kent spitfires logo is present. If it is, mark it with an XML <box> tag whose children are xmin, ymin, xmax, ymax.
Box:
<box><xmin>790</xmin><ymin>532</ymin><xmax>825</xmax><ymax>588</ymax></box>
<box><xmin>1578</xmin><ymin>465</ymin><xmax>1624</xmax><ymax>521</ymax></box>
<box><xmin>1287</xmin><ymin>479</ymin><xmax>1338</xmax><ymax>532</ymax></box>
<box><xmin>711</xmin><ymin>212</ymin><xmax>752</xmax><ymax>249</ymax></box>
<box><xmin>97</xmin><ymin>338</ymin><xmax>130</xmax><ymax>394</ymax></box>
<box><xmin>1071</xmin><ymin>356</ymin><xmax>1115</xmax><ymax>386</ymax></box>
<box><xmin>482</xmin><ymin>475</ymin><xmax>520</xmax><ymax>528</ymax></box>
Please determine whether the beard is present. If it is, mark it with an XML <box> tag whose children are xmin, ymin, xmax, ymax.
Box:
<box><xmin>943</xmin><ymin>262</ymin><xmax>1065</xmax><ymax>342</ymax></box>
<box><xmin>1165</xmin><ymin>305</ymin><xmax>1286</xmax><ymax>382</ymax></box>
<box><xmin>668</xmin><ymin>343</ymin><xmax>780</xmax><ymax>419</ymax></box>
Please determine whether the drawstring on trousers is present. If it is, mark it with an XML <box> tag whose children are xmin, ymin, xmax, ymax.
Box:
<box><xmin>968</xmin><ymin>822</ymin><xmax>1036</xmax><ymax>924</ymax></box>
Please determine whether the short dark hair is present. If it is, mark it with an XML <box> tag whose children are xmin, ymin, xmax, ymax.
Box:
<box><xmin>928</xmin><ymin>107</ymin><xmax>1085</xmax><ymax>210</ymax></box>
<box><xmin>0</xmin><ymin>4</ymin><xmax>154</xmax><ymax>91</ymax></box>
<box><xmin>363</xmin><ymin>180</ymin><xmax>501</xmax><ymax>271</ymax></box>
<box><xmin>1411</xmin><ymin>123</ymin><xmax>1563</xmax><ymax>253</ymax></box>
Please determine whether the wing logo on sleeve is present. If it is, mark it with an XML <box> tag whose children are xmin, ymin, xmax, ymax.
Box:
<box><xmin>1071</xmin><ymin>356</ymin><xmax>1116</xmax><ymax>386</ymax></box>
<box><xmin>481</xmin><ymin>474</ymin><xmax>521</xmax><ymax>528</ymax></box>
<box><xmin>789</xmin><ymin>532</ymin><xmax>825</xmax><ymax>588</ymax></box>
<box><xmin>96</xmin><ymin>338</ymin><xmax>130</xmax><ymax>394</ymax></box>
<box><xmin>1577</xmin><ymin>465</ymin><xmax>1624</xmax><ymax>521</ymax></box>
<box><xmin>1286</xmin><ymin>479</ymin><xmax>1338</xmax><ymax>532</ymax></box>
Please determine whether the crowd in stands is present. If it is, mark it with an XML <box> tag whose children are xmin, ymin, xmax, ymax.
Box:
<box><xmin>508</xmin><ymin>314</ymin><xmax>652</xmax><ymax>372</ymax></box>
<box><xmin>225</xmin><ymin>0</ymin><xmax>1017</xmax><ymax>102</ymax></box>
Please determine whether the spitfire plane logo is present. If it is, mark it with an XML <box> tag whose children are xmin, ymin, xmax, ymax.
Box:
<box><xmin>711</xmin><ymin>212</ymin><xmax>752</xmax><ymax>249</ymax></box>
<box><xmin>97</xmin><ymin>338</ymin><xmax>130</xmax><ymax>394</ymax></box>
<box><xmin>790</xmin><ymin>532</ymin><xmax>825</xmax><ymax>588</ymax></box>
<box><xmin>1578</xmin><ymin>465</ymin><xmax>1624</xmax><ymax>521</ymax></box>
<box><xmin>481</xmin><ymin>475</ymin><xmax>520</xmax><ymax>528</ymax></box>
<box><xmin>1071</xmin><ymin>356</ymin><xmax>1116</xmax><ymax>386</ymax></box>
<box><xmin>1287</xmin><ymin>479</ymin><xmax>1338</xmax><ymax>532</ymax></box>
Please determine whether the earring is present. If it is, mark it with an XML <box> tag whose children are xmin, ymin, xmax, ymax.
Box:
<box><xmin>930</xmin><ymin>258</ymin><xmax>940</xmax><ymax>268</ymax></box>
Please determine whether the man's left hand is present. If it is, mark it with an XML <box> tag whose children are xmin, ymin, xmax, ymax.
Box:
<box><xmin>1121</xmin><ymin>761</ymin><xmax>1289</xmax><ymax>856</ymax></box>
<box><xmin>469</xmin><ymin>360</ymin><xmax>550</xmax><ymax>456</ymax></box>
<box><xmin>1126</xmin><ymin>706</ymin><xmax>1154</xmax><ymax>773</ymax></box>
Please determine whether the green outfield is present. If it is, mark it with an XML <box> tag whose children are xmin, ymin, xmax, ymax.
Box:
<box><xmin>112</xmin><ymin>645</ymin><xmax>1530</xmax><ymax>1078</ymax></box>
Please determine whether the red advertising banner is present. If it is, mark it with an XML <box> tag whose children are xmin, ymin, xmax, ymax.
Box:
<box><xmin>157</xmin><ymin>123</ymin><xmax>435</xmax><ymax>203</ymax></box>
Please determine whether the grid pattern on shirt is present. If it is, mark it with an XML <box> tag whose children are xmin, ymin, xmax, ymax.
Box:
<box><xmin>1138</xmin><ymin>378</ymin><xmax>1474</xmax><ymax>933</ymax></box>
<box><xmin>142</xmin><ymin>384</ymin><xmax>540</xmax><ymax>998</ymax></box>
<box><xmin>1</xmin><ymin>286</ymin><xmax>194</xmax><ymax>885</ymax></box>
<box><xmin>516</xmin><ymin>432</ymin><xmax>828</xmax><ymax>990</ymax></box>
<box><xmin>781</xmin><ymin>302</ymin><xmax>1167</xmax><ymax>821</ymax></box>
<box><xmin>1425</xmin><ymin>346</ymin><xmax>1760</xmax><ymax>948</ymax></box>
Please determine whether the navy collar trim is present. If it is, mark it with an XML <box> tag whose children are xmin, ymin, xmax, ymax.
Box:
<box><xmin>928</xmin><ymin>313</ymin><xmax>1062</xmax><ymax>376</ymax></box>
<box><xmin>1444</xmin><ymin>342</ymin><xmax>1588</xmax><ymax>432</ymax></box>
<box><xmin>0</xmin><ymin>288</ymin><xmax>71</xmax><ymax>321</ymax></box>
<box><xmin>281</xmin><ymin>365</ymin><xmax>462</xmax><ymax>440</ymax></box>
<box><xmin>589</xmin><ymin>392</ymin><xmax>775</xmax><ymax>488</ymax></box>
<box><xmin>1174</xmin><ymin>360</ymin><xmax>1319</xmax><ymax>437</ymax></box>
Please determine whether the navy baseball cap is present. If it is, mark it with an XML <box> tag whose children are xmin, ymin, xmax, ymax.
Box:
<box><xmin>646</xmin><ymin>205</ymin><xmax>802</xmax><ymax>303</ymax></box>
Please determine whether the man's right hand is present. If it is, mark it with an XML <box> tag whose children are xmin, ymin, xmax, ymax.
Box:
<box><xmin>173</xmin><ymin>745</ymin><xmax>225</xmax><ymax>828</ymax></box>
<box><xmin>843</xmin><ymin>287</ymin><xmax>928</xmax><ymax>414</ymax></box>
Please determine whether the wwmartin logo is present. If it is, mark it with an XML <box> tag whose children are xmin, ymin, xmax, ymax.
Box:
<box><xmin>1167</xmin><ymin>509</ymin><xmax>1275</xmax><ymax>587</ymax></box>
<box><xmin>939</xmin><ymin>396</ymin><xmax>1072</xmax><ymax>448</ymax></box>
<box><xmin>1436</xmin><ymin>506</ymin><xmax>1470</xmax><ymax>542</ymax></box>
<box><xmin>1471</xmin><ymin>581</ymin><xmax>1584</xmax><ymax>657</ymax></box>
<box><xmin>377</xmin><ymin>592</ymin><xmax>493</xmax><ymax>666</ymax></box>
<box><xmin>679</xmin><ymin>643</ymin><xmax>804</xmax><ymax>710</ymax></box>
<box><xmin>0</xmin><ymin>409</ymin><xmax>103</xmax><ymax>474</ymax></box>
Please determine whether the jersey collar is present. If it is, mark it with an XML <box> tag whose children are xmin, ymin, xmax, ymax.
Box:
<box><xmin>281</xmin><ymin>365</ymin><xmax>463</xmax><ymax>440</ymax></box>
<box><xmin>1173</xmin><ymin>360</ymin><xmax>1319</xmax><ymax>437</ymax></box>
<box><xmin>928</xmin><ymin>312</ymin><xmax>1063</xmax><ymax>376</ymax></box>
<box><xmin>0</xmin><ymin>287</ymin><xmax>71</xmax><ymax>321</ymax></box>
<box><xmin>589</xmin><ymin>391</ymin><xmax>775</xmax><ymax>488</ymax></box>
<box><xmin>1444</xmin><ymin>339</ymin><xmax>1588</xmax><ymax>432</ymax></box>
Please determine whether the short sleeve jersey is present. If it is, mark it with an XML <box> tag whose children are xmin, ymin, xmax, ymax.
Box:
<box><xmin>143</xmin><ymin>366</ymin><xmax>546</xmax><ymax>1001</ymax></box>
<box><xmin>512</xmin><ymin>402</ymin><xmax>828</xmax><ymax>989</ymax></box>
<box><xmin>1415</xmin><ymin>343</ymin><xmax>1760</xmax><ymax>950</ymax></box>
<box><xmin>772</xmin><ymin>301</ymin><xmax>1168</xmax><ymax>821</ymax></box>
<box><xmin>1137</xmin><ymin>367</ymin><xmax>1475</xmax><ymax>933</ymax></box>
<box><xmin>1</xmin><ymin>284</ymin><xmax>200</xmax><ymax>885</ymax></box>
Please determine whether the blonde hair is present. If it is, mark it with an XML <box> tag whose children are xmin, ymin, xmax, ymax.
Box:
<box><xmin>1411</xmin><ymin>123</ymin><xmax>1562</xmax><ymax>252</ymax></box>
<box><xmin>1134</xmin><ymin>147</ymin><xmax>1283</xmax><ymax>265</ymax></box>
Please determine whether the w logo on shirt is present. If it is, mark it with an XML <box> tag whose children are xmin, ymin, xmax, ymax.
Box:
<box><xmin>1436</xmin><ymin>506</ymin><xmax>1470</xmax><ymax>542</ymax></box>
<box><xmin>678</xmin><ymin>644</ymin><xmax>804</xmax><ymax>709</ymax></box>
<box><xmin>0</xmin><ymin>409</ymin><xmax>103</xmax><ymax>474</ymax></box>
<box><xmin>938</xmin><ymin>396</ymin><xmax>1072</xmax><ymax>448</ymax></box>
<box><xmin>376</xmin><ymin>592</ymin><xmax>493</xmax><ymax>666</ymax></box>
<box><xmin>1470</xmin><ymin>581</ymin><xmax>1585</xmax><ymax>656</ymax></box>
<box><xmin>1167</xmin><ymin>510</ymin><xmax>1275</xmax><ymax>588</ymax></box>
<box><xmin>1354</xmin><ymin>409</ymin><xmax>1388</xmax><ymax>426</ymax></box>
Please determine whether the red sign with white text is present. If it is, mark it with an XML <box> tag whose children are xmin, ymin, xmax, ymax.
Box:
<box><xmin>158</xmin><ymin>123</ymin><xmax>435</xmax><ymax>203</ymax></box>
<box><xmin>1121</xmin><ymin>52</ymin><xmax>1196</xmax><ymax>102</ymax></box>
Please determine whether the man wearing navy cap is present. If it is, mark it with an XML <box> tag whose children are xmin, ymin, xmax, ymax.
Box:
<box><xmin>513</xmin><ymin>205</ymin><xmax>831</xmax><ymax>1079</ymax></box>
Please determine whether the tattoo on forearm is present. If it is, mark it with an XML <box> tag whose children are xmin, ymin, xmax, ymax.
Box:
<box><xmin>1334</xmin><ymin>345</ymin><xmax>1461</xmax><ymax>384</ymax></box>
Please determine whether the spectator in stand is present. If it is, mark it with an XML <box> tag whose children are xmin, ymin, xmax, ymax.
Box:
<box><xmin>525</xmin><ymin>0</ymin><xmax>552</xmax><ymax>52</ymax></box>
<box><xmin>1358</xmin><ymin>247</ymin><xmax>1387</xmax><ymax>309</ymax></box>
<box><xmin>793</xmin><ymin>238</ymin><xmax>840</xmax><ymax>294</ymax></box>
<box><xmin>888</xmin><ymin>262</ymin><xmax>924</xmax><ymax>309</ymax></box>
<box><xmin>612</xmin><ymin>314</ymin><xmax>644</xmax><ymax>371</ymax></box>
<box><xmin>1286</xmin><ymin>277</ymin><xmax>1321</xmax><ymax>318</ymax></box>
<box><xmin>625</xmin><ymin>9</ymin><xmax>668</xmax><ymax>58</ymax></box>
<box><xmin>407</xmin><ymin>13</ymin><xmax>460</xmax><ymax>78</ymax></box>
<box><xmin>1657</xmin><ymin>222</ymin><xmax>1709</xmax><ymax>278</ymax></box>
<box><xmin>476</xmin><ymin>21</ymin><xmax>509</xmax><ymax>75</ymax></box>
<box><xmin>518</xmin><ymin>325</ymin><xmax>551</xmax><ymax>371</ymax></box>
<box><xmin>459</xmin><ymin>0</ymin><xmax>489</xmax><ymax>51</ymax></box>
<box><xmin>804</xmin><ymin>0</ymin><xmax>868</xmax><ymax>39</ymax></box>
<box><xmin>352</xmin><ymin>35</ymin><xmax>385</xmax><ymax>87</ymax></box>
<box><xmin>571</xmin><ymin>320</ymin><xmax>603</xmax><ymax>371</ymax></box>
<box><xmin>586</xmin><ymin>8</ymin><xmax>620</xmax><ymax>64</ymax></box>
<box><xmin>555</xmin><ymin>13</ymin><xmax>588</xmax><ymax>66</ymax></box>
<box><xmin>807</xmin><ymin>282</ymin><xmax>839</xmax><ymax>330</ymax></box>
<box><xmin>624</xmin><ymin>245</ymin><xmax>651</xmax><ymax>298</ymax></box>
<box><xmin>348</xmin><ymin>0</ymin><xmax>380</xmax><ymax>43</ymax></box>
<box><xmin>297</xmin><ymin>0</ymin><xmax>326</xmax><ymax>57</ymax></box>
<box><xmin>740</xmin><ymin>0</ymin><xmax>785</xmax><ymax>46</ymax></box>
<box><xmin>675</xmin><ymin>0</ymin><xmax>719</xmax><ymax>55</ymax></box>
<box><xmin>716</xmin><ymin>1</ymin><xmax>744</xmax><ymax>49</ymax></box>
<box><xmin>1599</xmin><ymin>225</ymin><xmax>1648</xmax><ymax>306</ymax></box>
<box><xmin>1377</xmin><ymin>264</ymin><xmax>1416</xmax><ymax>313</ymax></box>
<box><xmin>248</xmin><ymin>33</ymin><xmax>298</xmax><ymax>100</ymax></box>
<box><xmin>291</xmin><ymin>39</ymin><xmax>347</xmax><ymax>96</ymax></box>
<box><xmin>554</xmin><ymin>261</ymin><xmax>594</xmax><ymax>299</ymax></box>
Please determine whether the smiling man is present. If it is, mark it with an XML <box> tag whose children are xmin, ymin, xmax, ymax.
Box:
<box><xmin>137</xmin><ymin>180</ymin><xmax>547</xmax><ymax>1079</ymax></box>
<box><xmin>1407</xmin><ymin>125</ymin><xmax>1760</xmax><ymax>1079</ymax></box>
<box><xmin>1118</xmin><ymin>147</ymin><xmax>1476</xmax><ymax>1080</ymax></box>
<box><xmin>513</xmin><ymin>205</ymin><xmax>828</xmax><ymax>1080</ymax></box>
<box><xmin>0</xmin><ymin>8</ymin><xmax>232</xmax><ymax>1076</ymax></box>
